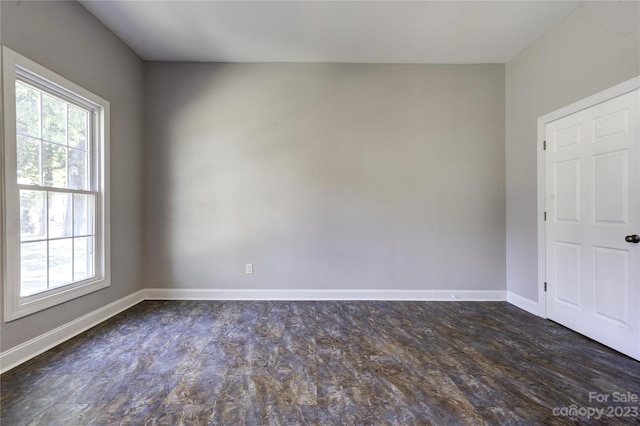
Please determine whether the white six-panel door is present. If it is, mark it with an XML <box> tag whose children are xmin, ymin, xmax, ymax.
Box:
<box><xmin>546</xmin><ymin>89</ymin><xmax>639</xmax><ymax>360</ymax></box>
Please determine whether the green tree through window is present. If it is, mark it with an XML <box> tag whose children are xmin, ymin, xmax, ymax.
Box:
<box><xmin>16</xmin><ymin>81</ymin><xmax>94</xmax><ymax>296</ymax></box>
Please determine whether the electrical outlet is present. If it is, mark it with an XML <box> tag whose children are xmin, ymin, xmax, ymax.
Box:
<box><xmin>245</xmin><ymin>263</ymin><xmax>253</xmax><ymax>274</ymax></box>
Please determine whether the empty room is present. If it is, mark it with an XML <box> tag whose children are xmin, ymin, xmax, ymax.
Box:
<box><xmin>1</xmin><ymin>0</ymin><xmax>639</xmax><ymax>424</ymax></box>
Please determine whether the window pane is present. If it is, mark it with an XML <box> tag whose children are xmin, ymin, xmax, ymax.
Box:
<box><xmin>42</xmin><ymin>142</ymin><xmax>67</xmax><ymax>188</ymax></box>
<box><xmin>68</xmin><ymin>106</ymin><xmax>88</xmax><ymax>150</ymax></box>
<box><xmin>48</xmin><ymin>192</ymin><xmax>72</xmax><ymax>239</ymax></box>
<box><xmin>17</xmin><ymin>136</ymin><xmax>41</xmax><ymax>185</ymax></box>
<box><xmin>74</xmin><ymin>236</ymin><xmax>94</xmax><ymax>282</ymax></box>
<box><xmin>73</xmin><ymin>193</ymin><xmax>94</xmax><ymax>236</ymax></box>
<box><xmin>21</xmin><ymin>241</ymin><xmax>47</xmax><ymax>297</ymax></box>
<box><xmin>68</xmin><ymin>149</ymin><xmax>89</xmax><ymax>190</ymax></box>
<box><xmin>42</xmin><ymin>94</ymin><xmax>66</xmax><ymax>145</ymax></box>
<box><xmin>16</xmin><ymin>82</ymin><xmax>40</xmax><ymax>138</ymax></box>
<box><xmin>49</xmin><ymin>239</ymin><xmax>72</xmax><ymax>288</ymax></box>
<box><xmin>20</xmin><ymin>190</ymin><xmax>46</xmax><ymax>241</ymax></box>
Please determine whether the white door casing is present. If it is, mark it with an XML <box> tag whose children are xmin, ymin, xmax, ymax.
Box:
<box><xmin>542</xmin><ymin>80</ymin><xmax>639</xmax><ymax>360</ymax></box>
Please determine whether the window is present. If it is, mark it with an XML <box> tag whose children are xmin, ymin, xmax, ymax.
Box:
<box><xmin>2</xmin><ymin>47</ymin><xmax>110</xmax><ymax>321</ymax></box>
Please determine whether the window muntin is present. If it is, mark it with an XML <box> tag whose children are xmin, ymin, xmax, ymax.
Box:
<box><xmin>3</xmin><ymin>47</ymin><xmax>110</xmax><ymax>321</ymax></box>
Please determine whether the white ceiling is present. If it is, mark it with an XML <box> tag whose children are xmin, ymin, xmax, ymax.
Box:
<box><xmin>80</xmin><ymin>1</ymin><xmax>585</xmax><ymax>64</ymax></box>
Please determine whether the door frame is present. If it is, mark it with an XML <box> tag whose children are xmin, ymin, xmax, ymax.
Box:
<box><xmin>537</xmin><ymin>76</ymin><xmax>640</xmax><ymax>319</ymax></box>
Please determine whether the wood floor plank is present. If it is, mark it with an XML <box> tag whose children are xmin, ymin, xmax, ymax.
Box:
<box><xmin>1</xmin><ymin>301</ymin><xmax>639</xmax><ymax>425</ymax></box>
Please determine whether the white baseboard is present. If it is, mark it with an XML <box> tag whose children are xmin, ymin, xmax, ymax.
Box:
<box><xmin>1</xmin><ymin>287</ymin><xmax>507</xmax><ymax>374</ymax></box>
<box><xmin>507</xmin><ymin>291</ymin><xmax>543</xmax><ymax>317</ymax></box>
<box><xmin>144</xmin><ymin>288</ymin><xmax>507</xmax><ymax>301</ymax></box>
<box><xmin>0</xmin><ymin>290</ymin><xmax>145</xmax><ymax>374</ymax></box>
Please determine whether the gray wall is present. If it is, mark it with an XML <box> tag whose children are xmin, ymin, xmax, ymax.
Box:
<box><xmin>8</xmin><ymin>0</ymin><xmax>632</xmax><ymax>353</ymax></box>
<box><xmin>144</xmin><ymin>63</ymin><xmax>505</xmax><ymax>292</ymax></box>
<box><xmin>505</xmin><ymin>1</ymin><xmax>640</xmax><ymax>302</ymax></box>
<box><xmin>0</xmin><ymin>1</ymin><xmax>145</xmax><ymax>351</ymax></box>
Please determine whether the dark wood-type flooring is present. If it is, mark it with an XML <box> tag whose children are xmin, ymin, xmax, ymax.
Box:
<box><xmin>1</xmin><ymin>301</ymin><xmax>639</xmax><ymax>425</ymax></box>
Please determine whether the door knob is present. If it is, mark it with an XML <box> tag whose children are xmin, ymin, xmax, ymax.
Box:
<box><xmin>625</xmin><ymin>234</ymin><xmax>640</xmax><ymax>243</ymax></box>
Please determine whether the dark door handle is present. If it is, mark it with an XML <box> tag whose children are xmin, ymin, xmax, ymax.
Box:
<box><xmin>625</xmin><ymin>235</ymin><xmax>640</xmax><ymax>243</ymax></box>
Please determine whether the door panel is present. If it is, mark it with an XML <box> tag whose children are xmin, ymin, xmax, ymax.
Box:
<box><xmin>594</xmin><ymin>108</ymin><xmax>629</xmax><ymax>141</ymax></box>
<box><xmin>554</xmin><ymin>160</ymin><xmax>581</xmax><ymax>222</ymax></box>
<box><xmin>593</xmin><ymin>247</ymin><xmax>629</xmax><ymax>325</ymax></box>
<box><xmin>554</xmin><ymin>124</ymin><xmax>582</xmax><ymax>151</ymax></box>
<box><xmin>555</xmin><ymin>242</ymin><xmax>581</xmax><ymax>308</ymax></box>
<box><xmin>546</xmin><ymin>89</ymin><xmax>639</xmax><ymax>360</ymax></box>
<box><xmin>593</xmin><ymin>150</ymin><xmax>628</xmax><ymax>224</ymax></box>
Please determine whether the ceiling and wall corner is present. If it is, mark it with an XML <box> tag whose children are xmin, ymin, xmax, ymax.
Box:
<box><xmin>79</xmin><ymin>1</ymin><xmax>584</xmax><ymax>64</ymax></box>
<box><xmin>0</xmin><ymin>0</ymin><xmax>146</xmax><ymax>352</ymax></box>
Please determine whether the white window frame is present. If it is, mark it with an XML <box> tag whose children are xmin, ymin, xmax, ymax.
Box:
<box><xmin>2</xmin><ymin>47</ymin><xmax>110</xmax><ymax>321</ymax></box>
